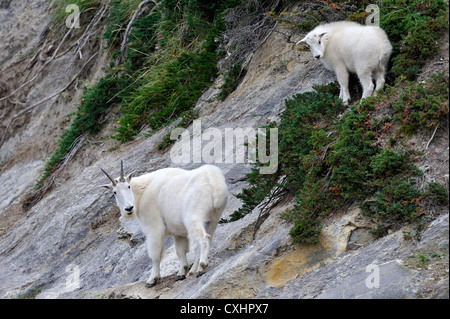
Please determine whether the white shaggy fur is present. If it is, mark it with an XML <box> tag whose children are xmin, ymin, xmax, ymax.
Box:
<box><xmin>298</xmin><ymin>21</ymin><xmax>392</xmax><ymax>104</ymax></box>
<box><xmin>101</xmin><ymin>164</ymin><xmax>228</xmax><ymax>287</ymax></box>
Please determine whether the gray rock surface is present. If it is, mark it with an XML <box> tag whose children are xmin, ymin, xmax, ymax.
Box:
<box><xmin>0</xmin><ymin>1</ymin><xmax>448</xmax><ymax>299</ymax></box>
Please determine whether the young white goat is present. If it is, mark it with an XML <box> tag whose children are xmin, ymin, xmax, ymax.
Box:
<box><xmin>101</xmin><ymin>161</ymin><xmax>228</xmax><ymax>287</ymax></box>
<box><xmin>298</xmin><ymin>21</ymin><xmax>392</xmax><ymax>104</ymax></box>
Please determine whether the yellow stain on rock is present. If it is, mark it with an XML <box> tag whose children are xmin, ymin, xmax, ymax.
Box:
<box><xmin>263</xmin><ymin>207</ymin><xmax>367</xmax><ymax>288</ymax></box>
<box><xmin>263</xmin><ymin>244</ymin><xmax>327</xmax><ymax>287</ymax></box>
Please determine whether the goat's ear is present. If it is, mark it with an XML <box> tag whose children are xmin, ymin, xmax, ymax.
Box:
<box><xmin>126</xmin><ymin>172</ymin><xmax>134</xmax><ymax>183</ymax></box>
<box><xmin>101</xmin><ymin>184</ymin><xmax>113</xmax><ymax>190</ymax></box>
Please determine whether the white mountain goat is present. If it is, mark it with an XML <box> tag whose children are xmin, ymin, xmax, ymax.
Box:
<box><xmin>100</xmin><ymin>161</ymin><xmax>228</xmax><ymax>287</ymax></box>
<box><xmin>297</xmin><ymin>21</ymin><xmax>392</xmax><ymax>104</ymax></box>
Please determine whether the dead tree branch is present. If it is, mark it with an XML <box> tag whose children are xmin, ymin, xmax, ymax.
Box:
<box><xmin>218</xmin><ymin>0</ymin><xmax>277</xmax><ymax>72</ymax></box>
<box><xmin>70</xmin><ymin>1</ymin><xmax>110</xmax><ymax>65</ymax></box>
<box><xmin>0</xmin><ymin>25</ymin><xmax>74</xmax><ymax>103</ymax></box>
<box><xmin>116</xmin><ymin>0</ymin><xmax>161</xmax><ymax>66</ymax></box>
<box><xmin>0</xmin><ymin>51</ymin><xmax>99</xmax><ymax>147</ymax></box>
<box><xmin>22</xmin><ymin>134</ymin><xmax>86</xmax><ymax>211</ymax></box>
<box><xmin>272</xmin><ymin>28</ymin><xmax>301</xmax><ymax>45</ymax></box>
<box><xmin>0</xmin><ymin>2</ymin><xmax>109</xmax><ymax>104</ymax></box>
<box><xmin>425</xmin><ymin>123</ymin><xmax>439</xmax><ymax>150</ymax></box>
<box><xmin>252</xmin><ymin>176</ymin><xmax>288</xmax><ymax>239</ymax></box>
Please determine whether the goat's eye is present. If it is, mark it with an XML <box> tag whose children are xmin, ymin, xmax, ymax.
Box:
<box><xmin>113</xmin><ymin>191</ymin><xmax>116</xmax><ymax>195</ymax></box>
<box><xmin>128</xmin><ymin>186</ymin><xmax>131</xmax><ymax>189</ymax></box>
<box><xmin>319</xmin><ymin>40</ymin><xmax>321</xmax><ymax>44</ymax></box>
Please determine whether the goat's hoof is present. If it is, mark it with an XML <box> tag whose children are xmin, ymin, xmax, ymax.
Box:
<box><xmin>145</xmin><ymin>277</ymin><xmax>159</xmax><ymax>288</ymax></box>
<box><xmin>145</xmin><ymin>282</ymin><xmax>156</xmax><ymax>288</ymax></box>
<box><xmin>175</xmin><ymin>275</ymin><xmax>186</xmax><ymax>281</ymax></box>
<box><xmin>196</xmin><ymin>271</ymin><xmax>205</xmax><ymax>278</ymax></box>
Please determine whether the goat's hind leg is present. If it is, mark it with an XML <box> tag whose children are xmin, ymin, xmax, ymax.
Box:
<box><xmin>373</xmin><ymin>67</ymin><xmax>386</xmax><ymax>92</ymax></box>
<box><xmin>174</xmin><ymin>235</ymin><xmax>189</xmax><ymax>281</ymax></box>
<box><xmin>197</xmin><ymin>232</ymin><xmax>211</xmax><ymax>276</ymax></box>
<box><xmin>188</xmin><ymin>221</ymin><xmax>211</xmax><ymax>277</ymax></box>
<box><xmin>357</xmin><ymin>69</ymin><xmax>375</xmax><ymax>100</ymax></box>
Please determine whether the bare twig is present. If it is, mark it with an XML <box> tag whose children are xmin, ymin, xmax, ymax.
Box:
<box><xmin>116</xmin><ymin>0</ymin><xmax>161</xmax><ymax>66</ymax></box>
<box><xmin>0</xmin><ymin>51</ymin><xmax>99</xmax><ymax>147</ymax></box>
<box><xmin>252</xmin><ymin>176</ymin><xmax>288</xmax><ymax>239</ymax></box>
<box><xmin>425</xmin><ymin>123</ymin><xmax>439</xmax><ymax>150</ymax></box>
<box><xmin>320</xmin><ymin>141</ymin><xmax>336</xmax><ymax>161</ymax></box>
<box><xmin>70</xmin><ymin>1</ymin><xmax>110</xmax><ymax>68</ymax></box>
<box><xmin>22</xmin><ymin>134</ymin><xmax>86</xmax><ymax>210</ymax></box>
<box><xmin>273</xmin><ymin>27</ymin><xmax>300</xmax><ymax>45</ymax></box>
<box><xmin>0</xmin><ymin>27</ymin><xmax>73</xmax><ymax>103</ymax></box>
<box><xmin>321</xmin><ymin>169</ymin><xmax>334</xmax><ymax>192</ymax></box>
<box><xmin>228</xmin><ymin>176</ymin><xmax>248</xmax><ymax>184</ymax></box>
<box><xmin>218</xmin><ymin>0</ymin><xmax>277</xmax><ymax>72</ymax></box>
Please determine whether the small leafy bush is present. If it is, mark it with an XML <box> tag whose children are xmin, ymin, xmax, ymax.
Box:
<box><xmin>227</xmin><ymin>82</ymin><xmax>345</xmax><ymax>232</ymax></box>
<box><xmin>112</xmin><ymin>0</ymin><xmax>239</xmax><ymax>142</ymax></box>
<box><xmin>114</xmin><ymin>50</ymin><xmax>218</xmax><ymax>142</ymax></box>
<box><xmin>393</xmin><ymin>72</ymin><xmax>449</xmax><ymax>134</ymax></box>
<box><xmin>381</xmin><ymin>0</ymin><xmax>449</xmax><ymax>80</ymax></box>
<box><xmin>233</xmin><ymin>72</ymin><xmax>449</xmax><ymax>244</ymax></box>
<box><xmin>37</xmin><ymin>72</ymin><xmax>129</xmax><ymax>188</ymax></box>
<box><xmin>216</xmin><ymin>63</ymin><xmax>244</xmax><ymax>101</ymax></box>
<box><xmin>39</xmin><ymin>0</ymin><xmax>239</xmax><ymax>187</ymax></box>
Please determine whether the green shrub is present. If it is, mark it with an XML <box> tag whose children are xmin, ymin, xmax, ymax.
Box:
<box><xmin>425</xmin><ymin>182</ymin><xmax>449</xmax><ymax>205</ymax></box>
<box><xmin>39</xmin><ymin>0</ymin><xmax>239</xmax><ymax>188</ymax></box>
<box><xmin>381</xmin><ymin>0</ymin><xmax>449</xmax><ymax>80</ymax></box>
<box><xmin>370</xmin><ymin>149</ymin><xmax>408</xmax><ymax>178</ymax></box>
<box><xmin>394</xmin><ymin>72</ymin><xmax>449</xmax><ymax>133</ymax></box>
<box><xmin>360</xmin><ymin>178</ymin><xmax>423</xmax><ymax>224</ymax></box>
<box><xmin>226</xmin><ymin>82</ymin><xmax>345</xmax><ymax>234</ymax></box>
<box><xmin>114</xmin><ymin>50</ymin><xmax>217</xmax><ymax>142</ymax></box>
<box><xmin>216</xmin><ymin>63</ymin><xmax>244</xmax><ymax>101</ymax></box>
<box><xmin>37</xmin><ymin>72</ymin><xmax>129</xmax><ymax>188</ymax></box>
<box><xmin>111</xmin><ymin>0</ymin><xmax>239</xmax><ymax>142</ymax></box>
<box><xmin>233</xmin><ymin>72</ymin><xmax>448</xmax><ymax>244</ymax></box>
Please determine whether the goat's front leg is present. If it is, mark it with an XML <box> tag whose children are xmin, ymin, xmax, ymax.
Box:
<box><xmin>145</xmin><ymin>232</ymin><xmax>164</xmax><ymax>288</ymax></box>
<box><xmin>335</xmin><ymin>65</ymin><xmax>350</xmax><ymax>105</ymax></box>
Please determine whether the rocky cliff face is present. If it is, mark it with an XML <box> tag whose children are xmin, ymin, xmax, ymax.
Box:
<box><xmin>0</xmin><ymin>1</ymin><xmax>448</xmax><ymax>299</ymax></box>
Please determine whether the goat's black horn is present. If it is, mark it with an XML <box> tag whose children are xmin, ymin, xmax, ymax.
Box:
<box><xmin>120</xmin><ymin>160</ymin><xmax>125</xmax><ymax>182</ymax></box>
<box><xmin>101</xmin><ymin>168</ymin><xmax>117</xmax><ymax>186</ymax></box>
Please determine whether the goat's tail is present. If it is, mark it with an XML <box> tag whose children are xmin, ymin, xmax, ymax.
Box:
<box><xmin>204</xmin><ymin>166</ymin><xmax>228</xmax><ymax>216</ymax></box>
<box><xmin>212</xmin><ymin>179</ymin><xmax>228</xmax><ymax>215</ymax></box>
<box><xmin>378</xmin><ymin>43</ymin><xmax>392</xmax><ymax>73</ymax></box>
<box><xmin>378</xmin><ymin>61</ymin><xmax>385</xmax><ymax>73</ymax></box>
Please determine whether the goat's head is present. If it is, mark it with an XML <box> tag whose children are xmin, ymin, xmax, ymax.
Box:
<box><xmin>297</xmin><ymin>31</ymin><xmax>328</xmax><ymax>60</ymax></box>
<box><xmin>100</xmin><ymin>160</ymin><xmax>135</xmax><ymax>217</ymax></box>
